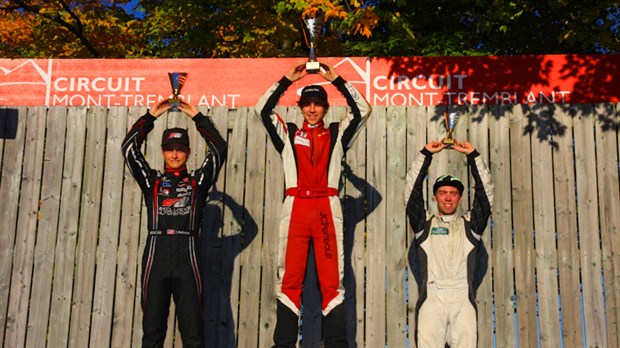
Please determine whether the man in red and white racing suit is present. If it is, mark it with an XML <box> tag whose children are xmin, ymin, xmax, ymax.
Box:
<box><xmin>122</xmin><ymin>100</ymin><xmax>227</xmax><ymax>347</ymax></box>
<box><xmin>403</xmin><ymin>140</ymin><xmax>494</xmax><ymax>348</ymax></box>
<box><xmin>255</xmin><ymin>63</ymin><xmax>371</xmax><ymax>347</ymax></box>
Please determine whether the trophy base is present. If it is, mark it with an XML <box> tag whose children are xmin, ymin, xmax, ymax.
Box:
<box><xmin>443</xmin><ymin>138</ymin><xmax>455</xmax><ymax>149</ymax></box>
<box><xmin>306</xmin><ymin>61</ymin><xmax>321</xmax><ymax>74</ymax></box>
<box><xmin>168</xmin><ymin>98</ymin><xmax>181</xmax><ymax>112</ymax></box>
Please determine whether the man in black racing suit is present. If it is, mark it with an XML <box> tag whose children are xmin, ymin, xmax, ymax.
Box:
<box><xmin>122</xmin><ymin>99</ymin><xmax>227</xmax><ymax>347</ymax></box>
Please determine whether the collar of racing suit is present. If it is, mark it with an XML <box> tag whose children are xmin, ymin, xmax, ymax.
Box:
<box><xmin>437</xmin><ymin>212</ymin><xmax>459</xmax><ymax>223</ymax></box>
<box><xmin>163</xmin><ymin>166</ymin><xmax>188</xmax><ymax>178</ymax></box>
<box><xmin>301</xmin><ymin>120</ymin><xmax>325</xmax><ymax>131</ymax></box>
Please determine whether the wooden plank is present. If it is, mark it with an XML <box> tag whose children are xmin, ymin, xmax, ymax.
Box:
<box><xmin>0</xmin><ymin>107</ymin><xmax>7</xmax><ymax>170</ymax></box>
<box><xmin>68</xmin><ymin>106</ymin><xmax>108</xmax><ymax>348</ymax></box>
<box><xmin>365</xmin><ymin>106</ymin><xmax>387</xmax><ymax>347</ymax></box>
<box><xmin>47</xmin><ymin>106</ymin><xmax>88</xmax><ymax>348</ymax></box>
<box><xmin>4</xmin><ymin>106</ymin><xmax>46</xmax><ymax>348</ymax></box>
<box><xmin>529</xmin><ymin>105</ymin><xmax>561</xmax><ymax>346</ymax></box>
<box><xmin>211</xmin><ymin>106</ymin><xmax>234</xmax><ymax>347</ymax></box>
<box><xmin>573</xmin><ymin>104</ymin><xmax>606</xmax><ymax>347</ymax></box>
<box><xmin>468</xmin><ymin>104</ymin><xmax>494</xmax><ymax>348</ymax></box>
<box><xmin>552</xmin><ymin>105</ymin><xmax>583</xmax><ymax>347</ymax></box>
<box><xmin>133</xmin><ymin>107</ymin><xmax>156</xmax><ymax>346</ymax></box>
<box><xmin>594</xmin><ymin>103</ymin><xmax>620</xmax><ymax>348</ymax></box>
<box><xmin>111</xmin><ymin>107</ymin><xmax>145</xmax><ymax>348</ymax></box>
<box><xmin>509</xmin><ymin>105</ymin><xmax>538</xmax><ymax>348</ymax></box>
<box><xmin>237</xmin><ymin>106</ymin><xmax>266</xmax><ymax>348</ymax></box>
<box><xmin>343</xmin><ymin>107</ymin><xmax>368</xmax><ymax>347</ymax></box>
<box><xmin>489</xmin><ymin>104</ymin><xmax>516</xmax><ymax>348</ymax></box>
<box><xmin>0</xmin><ymin>106</ymin><xmax>26</xmax><ymax>347</ymax></box>
<box><xmin>258</xmin><ymin>105</ymin><xmax>286</xmax><ymax>348</ymax></box>
<box><xmin>90</xmin><ymin>107</ymin><xmax>129</xmax><ymax>346</ymax></box>
<box><xmin>405</xmin><ymin>105</ymin><xmax>428</xmax><ymax>348</ymax></box>
<box><xmin>26</xmin><ymin>106</ymin><xmax>67</xmax><ymax>347</ymax></box>
<box><xmin>216</xmin><ymin>106</ymin><xmax>247</xmax><ymax>346</ymax></box>
<box><xmin>0</xmin><ymin>108</ymin><xmax>4</xmax><ymax>170</ymax></box>
<box><xmin>385</xmin><ymin>106</ymin><xmax>407</xmax><ymax>347</ymax></box>
<box><xmin>201</xmin><ymin>106</ymin><xmax>229</xmax><ymax>347</ymax></box>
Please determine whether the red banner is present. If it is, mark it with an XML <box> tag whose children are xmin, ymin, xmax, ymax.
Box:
<box><xmin>1</xmin><ymin>55</ymin><xmax>618</xmax><ymax>107</ymax></box>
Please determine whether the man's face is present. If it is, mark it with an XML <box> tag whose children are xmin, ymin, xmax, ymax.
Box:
<box><xmin>162</xmin><ymin>148</ymin><xmax>189</xmax><ymax>170</ymax></box>
<box><xmin>434</xmin><ymin>186</ymin><xmax>462</xmax><ymax>215</ymax></box>
<box><xmin>301</xmin><ymin>102</ymin><xmax>326</xmax><ymax>125</ymax></box>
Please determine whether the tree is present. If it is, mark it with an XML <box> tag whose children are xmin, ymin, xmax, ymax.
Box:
<box><xmin>302</xmin><ymin>0</ymin><xmax>620</xmax><ymax>56</ymax></box>
<box><xmin>1</xmin><ymin>0</ymin><xmax>618</xmax><ymax>58</ymax></box>
<box><xmin>0</xmin><ymin>0</ymin><xmax>143</xmax><ymax>58</ymax></box>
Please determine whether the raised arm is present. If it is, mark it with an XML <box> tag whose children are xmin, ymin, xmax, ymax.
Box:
<box><xmin>403</xmin><ymin>141</ymin><xmax>446</xmax><ymax>233</ymax></box>
<box><xmin>121</xmin><ymin>100</ymin><xmax>170</xmax><ymax>190</ymax></box>
<box><xmin>453</xmin><ymin>140</ymin><xmax>494</xmax><ymax>235</ymax></box>
<box><xmin>253</xmin><ymin>64</ymin><xmax>306</xmax><ymax>153</ymax></box>
<box><xmin>180</xmin><ymin>101</ymin><xmax>228</xmax><ymax>189</ymax></box>
<box><xmin>319</xmin><ymin>63</ymin><xmax>371</xmax><ymax>150</ymax></box>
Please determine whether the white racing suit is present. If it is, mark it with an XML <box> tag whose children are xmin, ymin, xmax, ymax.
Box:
<box><xmin>403</xmin><ymin>148</ymin><xmax>494</xmax><ymax>348</ymax></box>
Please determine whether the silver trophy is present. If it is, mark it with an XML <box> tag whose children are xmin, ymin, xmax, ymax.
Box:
<box><xmin>301</xmin><ymin>16</ymin><xmax>324</xmax><ymax>73</ymax></box>
<box><xmin>443</xmin><ymin>111</ymin><xmax>460</xmax><ymax>148</ymax></box>
<box><xmin>168</xmin><ymin>72</ymin><xmax>188</xmax><ymax>111</ymax></box>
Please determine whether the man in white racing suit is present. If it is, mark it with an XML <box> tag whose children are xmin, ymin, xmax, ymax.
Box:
<box><xmin>403</xmin><ymin>139</ymin><xmax>494</xmax><ymax>348</ymax></box>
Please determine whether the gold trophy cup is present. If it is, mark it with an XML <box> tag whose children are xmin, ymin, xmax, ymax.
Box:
<box><xmin>443</xmin><ymin>111</ymin><xmax>460</xmax><ymax>148</ymax></box>
<box><xmin>168</xmin><ymin>72</ymin><xmax>188</xmax><ymax>111</ymax></box>
<box><xmin>301</xmin><ymin>16</ymin><xmax>324</xmax><ymax>73</ymax></box>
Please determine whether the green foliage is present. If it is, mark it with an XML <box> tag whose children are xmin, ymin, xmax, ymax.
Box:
<box><xmin>1</xmin><ymin>0</ymin><xmax>618</xmax><ymax>57</ymax></box>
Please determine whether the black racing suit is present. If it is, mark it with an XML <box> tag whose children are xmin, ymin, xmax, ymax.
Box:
<box><xmin>122</xmin><ymin>112</ymin><xmax>227</xmax><ymax>348</ymax></box>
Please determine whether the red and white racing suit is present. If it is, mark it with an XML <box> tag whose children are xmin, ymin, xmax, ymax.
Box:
<box><xmin>255</xmin><ymin>76</ymin><xmax>370</xmax><ymax>347</ymax></box>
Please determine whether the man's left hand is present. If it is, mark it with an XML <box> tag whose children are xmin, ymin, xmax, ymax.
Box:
<box><xmin>178</xmin><ymin>101</ymin><xmax>199</xmax><ymax>118</ymax></box>
<box><xmin>319</xmin><ymin>63</ymin><xmax>339</xmax><ymax>82</ymax></box>
<box><xmin>452</xmin><ymin>140</ymin><xmax>476</xmax><ymax>154</ymax></box>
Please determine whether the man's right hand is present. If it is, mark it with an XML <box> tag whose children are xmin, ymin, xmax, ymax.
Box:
<box><xmin>149</xmin><ymin>99</ymin><xmax>171</xmax><ymax>117</ymax></box>
<box><xmin>425</xmin><ymin>140</ymin><xmax>447</xmax><ymax>154</ymax></box>
<box><xmin>285</xmin><ymin>63</ymin><xmax>308</xmax><ymax>82</ymax></box>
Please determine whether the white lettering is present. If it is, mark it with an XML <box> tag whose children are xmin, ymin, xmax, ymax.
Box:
<box><xmin>52</xmin><ymin>76</ymin><xmax>146</xmax><ymax>93</ymax></box>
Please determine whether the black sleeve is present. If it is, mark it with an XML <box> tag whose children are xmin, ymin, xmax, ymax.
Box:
<box><xmin>403</xmin><ymin>148</ymin><xmax>434</xmax><ymax>233</ymax></box>
<box><xmin>254</xmin><ymin>77</ymin><xmax>293</xmax><ymax>153</ymax></box>
<box><xmin>121</xmin><ymin>112</ymin><xmax>157</xmax><ymax>191</ymax></box>
<box><xmin>468</xmin><ymin>150</ymin><xmax>494</xmax><ymax>235</ymax></box>
<box><xmin>192</xmin><ymin>113</ymin><xmax>228</xmax><ymax>192</ymax></box>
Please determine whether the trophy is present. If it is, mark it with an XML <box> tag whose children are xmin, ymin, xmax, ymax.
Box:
<box><xmin>301</xmin><ymin>15</ymin><xmax>324</xmax><ymax>73</ymax></box>
<box><xmin>443</xmin><ymin>111</ymin><xmax>460</xmax><ymax>148</ymax></box>
<box><xmin>168</xmin><ymin>72</ymin><xmax>188</xmax><ymax>111</ymax></box>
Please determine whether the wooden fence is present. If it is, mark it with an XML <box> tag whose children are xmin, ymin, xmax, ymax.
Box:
<box><xmin>0</xmin><ymin>103</ymin><xmax>618</xmax><ymax>348</ymax></box>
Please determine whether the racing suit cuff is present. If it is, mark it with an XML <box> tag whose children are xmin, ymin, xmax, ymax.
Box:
<box><xmin>279</xmin><ymin>76</ymin><xmax>294</xmax><ymax>88</ymax></box>
<box><xmin>144</xmin><ymin>112</ymin><xmax>157</xmax><ymax>122</ymax></box>
<box><xmin>331</xmin><ymin>76</ymin><xmax>346</xmax><ymax>88</ymax></box>
<box><xmin>467</xmin><ymin>149</ymin><xmax>480</xmax><ymax>160</ymax></box>
<box><xmin>421</xmin><ymin>147</ymin><xmax>434</xmax><ymax>157</ymax></box>
<box><xmin>192</xmin><ymin>112</ymin><xmax>207</xmax><ymax>122</ymax></box>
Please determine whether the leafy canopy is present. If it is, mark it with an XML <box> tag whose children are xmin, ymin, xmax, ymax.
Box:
<box><xmin>1</xmin><ymin>0</ymin><xmax>618</xmax><ymax>58</ymax></box>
